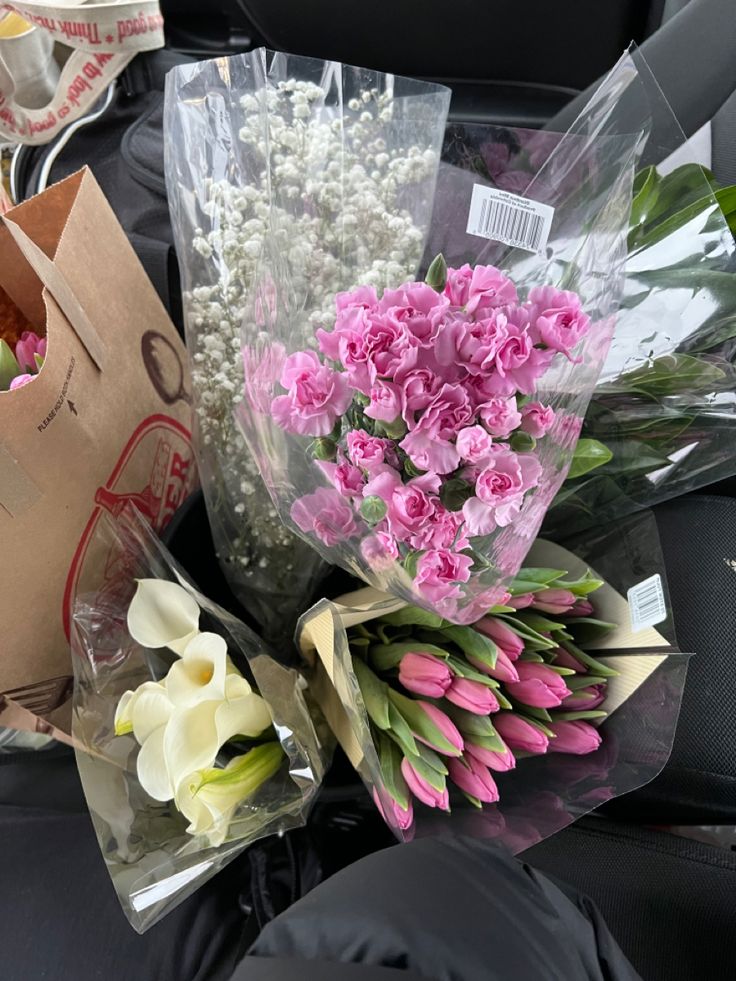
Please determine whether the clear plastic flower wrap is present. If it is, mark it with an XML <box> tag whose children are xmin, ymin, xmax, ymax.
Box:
<box><xmin>234</xmin><ymin>51</ymin><xmax>647</xmax><ymax>624</ymax></box>
<box><xmin>164</xmin><ymin>50</ymin><xmax>451</xmax><ymax>638</ymax></box>
<box><xmin>71</xmin><ymin>506</ymin><xmax>326</xmax><ymax>933</ymax></box>
<box><xmin>297</xmin><ymin>509</ymin><xmax>689</xmax><ymax>849</ymax></box>
<box><xmin>542</xmin><ymin>56</ymin><xmax>736</xmax><ymax>534</ymax></box>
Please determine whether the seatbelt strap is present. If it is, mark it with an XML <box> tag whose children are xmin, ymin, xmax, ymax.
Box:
<box><xmin>712</xmin><ymin>90</ymin><xmax>736</xmax><ymax>186</ymax></box>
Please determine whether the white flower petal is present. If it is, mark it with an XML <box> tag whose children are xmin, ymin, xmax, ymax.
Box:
<box><xmin>127</xmin><ymin>579</ymin><xmax>200</xmax><ymax>654</ymax></box>
<box><xmin>223</xmin><ymin>673</ymin><xmax>253</xmax><ymax>699</ymax></box>
<box><xmin>166</xmin><ymin>633</ymin><xmax>228</xmax><ymax>707</ymax></box>
<box><xmin>216</xmin><ymin>689</ymin><xmax>272</xmax><ymax>743</ymax></box>
<box><xmin>162</xmin><ymin>702</ymin><xmax>221</xmax><ymax>791</ymax></box>
<box><xmin>114</xmin><ymin>690</ymin><xmax>135</xmax><ymax>735</ymax></box>
<box><xmin>175</xmin><ymin>773</ymin><xmax>215</xmax><ymax>837</ymax></box>
<box><xmin>137</xmin><ymin>727</ymin><xmax>174</xmax><ymax>802</ymax></box>
<box><xmin>131</xmin><ymin>682</ymin><xmax>174</xmax><ymax>743</ymax></box>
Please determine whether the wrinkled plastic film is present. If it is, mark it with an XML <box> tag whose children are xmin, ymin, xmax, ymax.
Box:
<box><xmin>236</xmin><ymin>51</ymin><xmax>643</xmax><ymax>623</ymax></box>
<box><xmin>71</xmin><ymin>507</ymin><xmax>326</xmax><ymax>933</ymax></box>
<box><xmin>165</xmin><ymin>51</ymin><xmax>451</xmax><ymax>638</ymax></box>
<box><xmin>546</xmin><ymin>47</ymin><xmax>736</xmax><ymax>534</ymax></box>
<box><xmin>298</xmin><ymin>512</ymin><xmax>688</xmax><ymax>848</ymax></box>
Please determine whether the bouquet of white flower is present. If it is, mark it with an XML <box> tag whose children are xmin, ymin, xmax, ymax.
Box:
<box><xmin>71</xmin><ymin>507</ymin><xmax>326</xmax><ymax>933</ymax></box>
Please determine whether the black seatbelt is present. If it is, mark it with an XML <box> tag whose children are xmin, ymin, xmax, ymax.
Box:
<box><xmin>549</xmin><ymin>0</ymin><xmax>736</xmax><ymax>149</ymax></box>
<box><xmin>713</xmin><ymin>90</ymin><xmax>736</xmax><ymax>186</ymax></box>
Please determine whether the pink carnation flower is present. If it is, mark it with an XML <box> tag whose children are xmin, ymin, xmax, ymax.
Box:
<box><xmin>317</xmin><ymin>458</ymin><xmax>365</xmax><ymax>498</ymax></box>
<box><xmin>272</xmin><ymin>351</ymin><xmax>352</xmax><ymax>437</ymax></box>
<box><xmin>520</xmin><ymin>401</ymin><xmax>556</xmax><ymax>438</ymax></box>
<box><xmin>455</xmin><ymin>425</ymin><xmax>494</xmax><ymax>466</ymax></box>
<box><xmin>478</xmin><ymin>396</ymin><xmax>522</xmax><ymax>438</ymax></box>
<box><xmin>466</xmin><ymin>264</ymin><xmax>518</xmax><ymax>314</ymax></box>
<box><xmin>364</xmin><ymin>379</ymin><xmax>402</xmax><ymax>423</ymax></box>
<box><xmin>363</xmin><ymin>316</ymin><xmax>418</xmax><ymax>380</ymax></box>
<box><xmin>462</xmin><ymin>448</ymin><xmax>542</xmax><ymax>535</ymax></box>
<box><xmin>399</xmin><ymin>383</ymin><xmax>474</xmax><ymax>475</ymax></box>
<box><xmin>378</xmin><ymin>281</ymin><xmax>448</xmax><ymax>347</ymax></box>
<box><xmin>291</xmin><ymin>487</ymin><xmax>359</xmax><ymax>546</ymax></box>
<box><xmin>528</xmin><ymin>285</ymin><xmax>591</xmax><ymax>356</ymax></box>
<box><xmin>414</xmin><ymin>548</ymin><xmax>473</xmax><ymax>604</ymax></box>
<box><xmin>346</xmin><ymin>430</ymin><xmax>398</xmax><ymax>472</ymax></box>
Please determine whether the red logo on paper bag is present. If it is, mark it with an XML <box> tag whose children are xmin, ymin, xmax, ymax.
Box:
<box><xmin>63</xmin><ymin>414</ymin><xmax>196</xmax><ymax>639</ymax></box>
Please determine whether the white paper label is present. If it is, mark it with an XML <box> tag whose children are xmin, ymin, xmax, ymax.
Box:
<box><xmin>627</xmin><ymin>574</ymin><xmax>667</xmax><ymax>632</ymax></box>
<box><xmin>466</xmin><ymin>184</ymin><xmax>554</xmax><ymax>253</ymax></box>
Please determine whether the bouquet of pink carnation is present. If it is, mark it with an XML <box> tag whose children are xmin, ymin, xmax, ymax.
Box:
<box><xmin>264</xmin><ymin>255</ymin><xmax>593</xmax><ymax>621</ymax></box>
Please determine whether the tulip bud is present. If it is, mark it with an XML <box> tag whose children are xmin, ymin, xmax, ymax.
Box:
<box><xmin>507</xmin><ymin>593</ymin><xmax>535</xmax><ymax>610</ymax></box>
<box><xmin>495</xmin><ymin>713</ymin><xmax>549</xmax><ymax>754</ymax></box>
<box><xmin>388</xmin><ymin>691</ymin><xmax>464</xmax><ymax>757</ymax></box>
<box><xmin>466</xmin><ymin>742</ymin><xmax>516</xmax><ymax>772</ymax></box>
<box><xmin>400</xmin><ymin>758</ymin><xmax>450</xmax><ymax>810</ymax></box>
<box><xmin>474</xmin><ymin>617</ymin><xmax>524</xmax><ymax>660</ymax></box>
<box><xmin>532</xmin><ymin>588</ymin><xmax>578</xmax><ymax>615</ymax></box>
<box><xmin>447</xmin><ymin>754</ymin><xmax>499</xmax><ymax>803</ymax></box>
<box><xmin>468</xmin><ymin>648</ymin><xmax>519</xmax><ymax>684</ymax></box>
<box><xmin>398</xmin><ymin>652</ymin><xmax>453</xmax><ymax>699</ymax></box>
<box><xmin>505</xmin><ymin>661</ymin><xmax>571</xmax><ymax>709</ymax></box>
<box><xmin>373</xmin><ymin>788</ymin><xmax>413</xmax><ymax>830</ymax></box>
<box><xmin>565</xmin><ymin>598</ymin><xmax>595</xmax><ymax>618</ymax></box>
<box><xmin>562</xmin><ymin>684</ymin><xmax>606</xmax><ymax>710</ymax></box>
<box><xmin>548</xmin><ymin>720</ymin><xmax>602</xmax><ymax>755</ymax></box>
<box><xmin>551</xmin><ymin>646</ymin><xmax>585</xmax><ymax>672</ymax></box>
<box><xmin>445</xmin><ymin>678</ymin><xmax>499</xmax><ymax>715</ymax></box>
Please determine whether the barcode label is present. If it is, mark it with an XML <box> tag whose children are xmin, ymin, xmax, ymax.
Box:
<box><xmin>466</xmin><ymin>184</ymin><xmax>554</xmax><ymax>253</ymax></box>
<box><xmin>627</xmin><ymin>574</ymin><xmax>667</xmax><ymax>632</ymax></box>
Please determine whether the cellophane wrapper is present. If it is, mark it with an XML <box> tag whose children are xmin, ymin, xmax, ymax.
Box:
<box><xmin>544</xmin><ymin>50</ymin><xmax>736</xmax><ymax>535</ymax></box>
<box><xmin>164</xmin><ymin>49</ymin><xmax>451</xmax><ymax>639</ymax></box>
<box><xmin>297</xmin><ymin>510</ymin><xmax>689</xmax><ymax>849</ymax></box>
<box><xmin>235</xmin><ymin>51</ymin><xmax>644</xmax><ymax>624</ymax></box>
<box><xmin>71</xmin><ymin>507</ymin><xmax>327</xmax><ymax>933</ymax></box>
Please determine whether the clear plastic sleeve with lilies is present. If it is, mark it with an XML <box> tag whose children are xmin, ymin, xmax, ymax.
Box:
<box><xmin>165</xmin><ymin>49</ymin><xmax>452</xmax><ymax>639</ymax></box>
<box><xmin>297</xmin><ymin>510</ymin><xmax>689</xmax><ymax>849</ymax></box>
<box><xmin>234</xmin><ymin>51</ymin><xmax>649</xmax><ymax>625</ymax></box>
<box><xmin>70</xmin><ymin>507</ymin><xmax>326</xmax><ymax>933</ymax></box>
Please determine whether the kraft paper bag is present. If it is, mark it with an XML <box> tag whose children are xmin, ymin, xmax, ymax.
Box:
<box><xmin>0</xmin><ymin>168</ymin><xmax>197</xmax><ymax>736</ymax></box>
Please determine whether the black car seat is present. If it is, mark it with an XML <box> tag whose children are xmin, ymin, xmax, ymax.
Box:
<box><xmin>525</xmin><ymin>495</ymin><xmax>736</xmax><ymax>981</ymax></box>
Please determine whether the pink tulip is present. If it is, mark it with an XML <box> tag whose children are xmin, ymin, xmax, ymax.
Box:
<box><xmin>505</xmin><ymin>662</ymin><xmax>571</xmax><ymax>708</ymax></box>
<box><xmin>373</xmin><ymin>789</ymin><xmax>414</xmax><ymax>830</ymax></box>
<box><xmin>400</xmin><ymin>758</ymin><xmax>450</xmax><ymax>810</ymax></box>
<box><xmin>495</xmin><ymin>713</ymin><xmax>549</xmax><ymax>754</ymax></box>
<box><xmin>562</xmin><ymin>684</ymin><xmax>606</xmax><ymax>710</ymax></box>
<box><xmin>466</xmin><ymin>742</ymin><xmax>516</xmax><ymax>772</ymax></box>
<box><xmin>531</xmin><ymin>588</ymin><xmax>577</xmax><ymax>615</ymax></box>
<box><xmin>14</xmin><ymin>331</ymin><xmax>46</xmax><ymax>373</ymax></box>
<box><xmin>9</xmin><ymin>373</ymin><xmax>34</xmax><ymax>390</ymax></box>
<box><xmin>417</xmin><ymin>702</ymin><xmax>465</xmax><ymax>756</ymax></box>
<box><xmin>398</xmin><ymin>652</ymin><xmax>453</xmax><ymax>699</ymax></box>
<box><xmin>507</xmin><ymin>593</ymin><xmax>535</xmax><ymax>610</ymax></box>
<box><xmin>468</xmin><ymin>648</ymin><xmax>520</xmax><ymax>684</ymax></box>
<box><xmin>473</xmin><ymin>617</ymin><xmax>524</xmax><ymax>660</ymax></box>
<box><xmin>445</xmin><ymin>678</ymin><xmax>499</xmax><ymax>715</ymax></box>
<box><xmin>551</xmin><ymin>646</ymin><xmax>585</xmax><ymax>672</ymax></box>
<box><xmin>565</xmin><ymin>598</ymin><xmax>595</xmax><ymax>618</ymax></box>
<box><xmin>447</xmin><ymin>754</ymin><xmax>499</xmax><ymax>803</ymax></box>
<box><xmin>548</xmin><ymin>720</ymin><xmax>602</xmax><ymax>755</ymax></box>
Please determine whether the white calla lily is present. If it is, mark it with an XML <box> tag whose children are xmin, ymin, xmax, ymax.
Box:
<box><xmin>127</xmin><ymin>579</ymin><xmax>200</xmax><ymax>654</ymax></box>
<box><xmin>166</xmin><ymin>632</ymin><xmax>228</xmax><ymax>706</ymax></box>
<box><xmin>175</xmin><ymin>742</ymin><xmax>284</xmax><ymax>843</ymax></box>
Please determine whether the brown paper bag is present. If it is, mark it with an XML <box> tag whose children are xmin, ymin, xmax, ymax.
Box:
<box><xmin>0</xmin><ymin>168</ymin><xmax>197</xmax><ymax>736</ymax></box>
